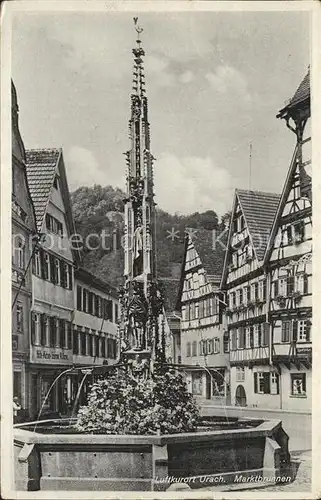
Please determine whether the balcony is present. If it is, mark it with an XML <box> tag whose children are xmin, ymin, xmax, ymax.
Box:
<box><xmin>230</xmin><ymin>346</ymin><xmax>269</xmax><ymax>365</ymax></box>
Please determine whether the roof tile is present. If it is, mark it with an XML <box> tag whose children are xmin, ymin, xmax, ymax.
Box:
<box><xmin>236</xmin><ymin>189</ymin><xmax>280</xmax><ymax>261</ymax></box>
<box><xmin>25</xmin><ymin>149</ymin><xmax>61</xmax><ymax>231</ymax></box>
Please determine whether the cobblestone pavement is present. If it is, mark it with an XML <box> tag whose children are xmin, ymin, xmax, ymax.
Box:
<box><xmin>245</xmin><ymin>451</ymin><xmax>311</xmax><ymax>493</ymax></box>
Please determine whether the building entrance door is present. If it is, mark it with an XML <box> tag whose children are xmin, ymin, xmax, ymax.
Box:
<box><xmin>235</xmin><ymin>385</ymin><xmax>247</xmax><ymax>406</ymax></box>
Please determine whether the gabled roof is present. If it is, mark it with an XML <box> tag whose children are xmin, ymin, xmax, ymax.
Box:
<box><xmin>237</xmin><ymin>189</ymin><xmax>281</xmax><ymax>262</ymax></box>
<box><xmin>176</xmin><ymin>228</ymin><xmax>226</xmax><ymax>309</ymax></box>
<box><xmin>25</xmin><ymin>148</ymin><xmax>61</xmax><ymax>232</ymax></box>
<box><xmin>220</xmin><ymin>189</ymin><xmax>280</xmax><ymax>288</ymax></box>
<box><xmin>192</xmin><ymin>228</ymin><xmax>226</xmax><ymax>279</ymax></box>
<box><xmin>277</xmin><ymin>68</ymin><xmax>310</xmax><ymax>119</ymax></box>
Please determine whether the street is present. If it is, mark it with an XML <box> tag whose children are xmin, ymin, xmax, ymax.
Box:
<box><xmin>200</xmin><ymin>404</ymin><xmax>311</xmax><ymax>452</ymax></box>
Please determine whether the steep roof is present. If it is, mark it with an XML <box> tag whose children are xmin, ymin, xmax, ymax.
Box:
<box><xmin>277</xmin><ymin>69</ymin><xmax>310</xmax><ymax>118</ymax></box>
<box><xmin>25</xmin><ymin>148</ymin><xmax>61</xmax><ymax>232</ymax></box>
<box><xmin>158</xmin><ymin>278</ymin><xmax>180</xmax><ymax>313</ymax></box>
<box><xmin>192</xmin><ymin>228</ymin><xmax>226</xmax><ymax>280</ymax></box>
<box><xmin>236</xmin><ymin>189</ymin><xmax>281</xmax><ymax>261</ymax></box>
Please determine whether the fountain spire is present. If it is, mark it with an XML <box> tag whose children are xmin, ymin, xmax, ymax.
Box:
<box><xmin>119</xmin><ymin>19</ymin><xmax>165</xmax><ymax>371</ymax></box>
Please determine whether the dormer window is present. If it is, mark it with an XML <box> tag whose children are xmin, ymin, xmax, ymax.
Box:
<box><xmin>53</xmin><ymin>175</ymin><xmax>59</xmax><ymax>189</ymax></box>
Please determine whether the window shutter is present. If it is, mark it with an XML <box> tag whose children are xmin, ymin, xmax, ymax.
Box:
<box><xmin>303</xmin><ymin>274</ymin><xmax>309</xmax><ymax>294</ymax></box>
<box><xmin>68</xmin><ymin>265</ymin><xmax>73</xmax><ymax>290</ymax></box>
<box><xmin>254</xmin><ymin>372</ymin><xmax>258</xmax><ymax>393</ymax></box>
<box><xmin>306</xmin><ymin>320</ymin><xmax>311</xmax><ymax>342</ymax></box>
<box><xmin>40</xmin><ymin>313</ymin><xmax>46</xmax><ymax>346</ymax></box>
<box><xmin>31</xmin><ymin>312</ymin><xmax>36</xmax><ymax>344</ymax></box>
<box><xmin>60</xmin><ymin>260</ymin><xmax>65</xmax><ymax>287</ymax></box>
<box><xmin>49</xmin><ymin>255</ymin><xmax>56</xmax><ymax>284</ymax></box>
<box><xmin>292</xmin><ymin>320</ymin><xmax>298</xmax><ymax>342</ymax></box>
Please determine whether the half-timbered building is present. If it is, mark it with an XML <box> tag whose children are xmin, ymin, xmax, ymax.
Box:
<box><xmin>220</xmin><ymin>189</ymin><xmax>280</xmax><ymax>408</ymax></box>
<box><xmin>177</xmin><ymin>229</ymin><xmax>229</xmax><ymax>403</ymax></box>
<box><xmin>264</xmin><ymin>69</ymin><xmax>312</xmax><ymax>411</ymax></box>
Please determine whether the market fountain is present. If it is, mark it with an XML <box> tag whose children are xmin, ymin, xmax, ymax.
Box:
<box><xmin>13</xmin><ymin>19</ymin><xmax>291</xmax><ymax>491</ymax></box>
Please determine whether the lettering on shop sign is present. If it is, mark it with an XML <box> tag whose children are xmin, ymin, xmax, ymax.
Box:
<box><xmin>36</xmin><ymin>350</ymin><xmax>69</xmax><ymax>361</ymax></box>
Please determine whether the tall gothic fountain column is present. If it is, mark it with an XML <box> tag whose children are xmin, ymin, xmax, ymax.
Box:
<box><xmin>118</xmin><ymin>19</ymin><xmax>166</xmax><ymax>377</ymax></box>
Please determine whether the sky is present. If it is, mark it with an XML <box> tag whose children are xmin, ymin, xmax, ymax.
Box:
<box><xmin>12</xmin><ymin>10</ymin><xmax>310</xmax><ymax>217</ymax></box>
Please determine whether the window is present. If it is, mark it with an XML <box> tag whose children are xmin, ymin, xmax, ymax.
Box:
<box><xmin>258</xmin><ymin>280</ymin><xmax>265</xmax><ymax>301</ymax></box>
<box><xmin>101</xmin><ymin>337</ymin><xmax>106</xmax><ymax>357</ymax></box>
<box><xmin>262</xmin><ymin>323</ymin><xmax>269</xmax><ymax>346</ymax></box>
<box><xmin>278</xmin><ymin>277</ymin><xmax>286</xmax><ymax>296</ymax></box>
<box><xmin>245</xmin><ymin>286</ymin><xmax>250</xmax><ymax>303</ymax></box>
<box><xmin>49</xmin><ymin>317</ymin><xmax>57</xmax><ymax>347</ymax></box>
<box><xmin>253</xmin><ymin>324</ymin><xmax>259</xmax><ymax>347</ymax></box>
<box><xmin>31</xmin><ymin>312</ymin><xmax>39</xmax><ymax>344</ymax></box>
<box><xmin>293</xmin><ymin>220</ymin><xmax>305</xmax><ymax>244</ymax></box>
<box><xmin>77</xmin><ymin>286</ymin><xmax>82</xmax><ymax>311</ymax></box>
<box><xmin>88</xmin><ymin>292</ymin><xmax>94</xmax><ymax>315</ymax></box>
<box><xmin>207</xmin><ymin>339</ymin><xmax>214</xmax><ymax>355</ymax></box>
<box><xmin>82</xmin><ymin>289</ymin><xmax>88</xmax><ymax>313</ymax></box>
<box><xmin>286</xmin><ymin>275</ymin><xmax>295</xmax><ymax>295</ymax></box>
<box><xmin>44</xmin><ymin>253</ymin><xmax>50</xmax><ymax>281</ymax></box>
<box><xmin>81</xmin><ymin>331</ymin><xmax>86</xmax><ymax>355</ymax></box>
<box><xmin>236</xmin><ymin>367</ymin><xmax>245</xmax><ymax>382</ymax></box>
<box><xmin>104</xmin><ymin>299</ymin><xmax>113</xmax><ymax>321</ymax></box>
<box><xmin>59</xmin><ymin>319</ymin><xmax>65</xmax><ymax>348</ymax></box>
<box><xmin>199</xmin><ymin>300</ymin><xmax>204</xmax><ymax>319</ymax></box>
<box><xmin>67</xmin><ymin>322</ymin><xmax>72</xmax><ymax>349</ymax></box>
<box><xmin>46</xmin><ymin>213</ymin><xmax>63</xmax><ymax>236</ymax></box>
<box><xmin>53</xmin><ymin>175</ymin><xmax>59</xmax><ymax>189</ymax></box>
<box><xmin>239</xmin><ymin>288</ymin><xmax>243</xmax><ymax>305</ymax></box>
<box><xmin>40</xmin><ymin>314</ymin><xmax>47</xmax><ymax>346</ymax></box>
<box><xmin>273</xmin><ymin>280</ymin><xmax>279</xmax><ymax>298</ymax></box>
<box><xmin>231</xmin><ymin>292</ymin><xmax>236</xmax><ymax>307</ymax></box>
<box><xmin>287</xmin><ymin>225</ymin><xmax>293</xmax><ymax>245</ymax></box>
<box><xmin>213</xmin><ymin>337</ymin><xmax>220</xmax><ymax>354</ymax></box>
<box><xmin>231</xmin><ymin>330</ymin><xmax>237</xmax><ymax>350</ymax></box>
<box><xmin>17</xmin><ymin>240</ymin><xmax>25</xmax><ymax>269</ymax></box>
<box><xmin>199</xmin><ymin>340</ymin><xmax>207</xmax><ymax>356</ymax></box>
<box><xmin>255</xmin><ymin>372</ymin><xmax>270</xmax><ymax>394</ymax></box>
<box><xmin>95</xmin><ymin>335</ymin><xmax>100</xmax><ymax>357</ymax></box>
<box><xmin>297</xmin><ymin>320</ymin><xmax>310</xmax><ymax>342</ymax></box>
<box><xmin>16</xmin><ymin>303</ymin><xmax>23</xmax><ymax>332</ymax></box>
<box><xmin>270</xmin><ymin>373</ymin><xmax>279</xmax><ymax>395</ymax></box>
<box><xmin>237</xmin><ymin>328</ymin><xmax>245</xmax><ymax>349</ymax></box>
<box><xmin>98</xmin><ymin>297</ymin><xmax>102</xmax><ymax>318</ymax></box>
<box><xmin>55</xmin><ymin>259</ymin><xmax>60</xmax><ymax>285</ymax></box>
<box><xmin>88</xmin><ymin>334</ymin><xmax>93</xmax><ymax>357</ymax></box>
<box><xmin>73</xmin><ymin>329</ymin><xmax>79</xmax><ymax>354</ymax></box>
<box><xmin>281</xmin><ymin>321</ymin><xmax>291</xmax><ymax>342</ymax></box>
<box><xmin>192</xmin><ymin>341</ymin><xmax>197</xmax><ymax>356</ymax></box>
<box><xmin>291</xmin><ymin>373</ymin><xmax>306</xmax><ymax>396</ymax></box>
<box><xmin>223</xmin><ymin>332</ymin><xmax>229</xmax><ymax>353</ymax></box>
<box><xmin>34</xmin><ymin>251</ymin><xmax>41</xmax><ymax>276</ymax></box>
<box><xmin>186</xmin><ymin>342</ymin><xmax>191</xmax><ymax>357</ymax></box>
<box><xmin>252</xmin><ymin>282</ymin><xmax>259</xmax><ymax>300</ymax></box>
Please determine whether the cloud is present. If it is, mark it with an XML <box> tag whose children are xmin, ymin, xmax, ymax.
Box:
<box><xmin>144</xmin><ymin>54</ymin><xmax>175</xmax><ymax>87</ymax></box>
<box><xmin>65</xmin><ymin>146</ymin><xmax>110</xmax><ymax>191</ymax></box>
<box><xmin>206</xmin><ymin>65</ymin><xmax>251</xmax><ymax>103</ymax></box>
<box><xmin>154</xmin><ymin>153</ymin><xmax>233</xmax><ymax>216</ymax></box>
<box><xmin>179</xmin><ymin>70</ymin><xmax>194</xmax><ymax>84</ymax></box>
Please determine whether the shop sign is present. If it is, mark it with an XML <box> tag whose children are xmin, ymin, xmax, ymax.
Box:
<box><xmin>296</xmin><ymin>346</ymin><xmax>312</xmax><ymax>355</ymax></box>
<box><xmin>30</xmin><ymin>346</ymin><xmax>72</xmax><ymax>365</ymax></box>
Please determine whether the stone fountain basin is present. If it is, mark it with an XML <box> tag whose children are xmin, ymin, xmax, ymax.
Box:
<box><xmin>14</xmin><ymin>418</ymin><xmax>291</xmax><ymax>491</ymax></box>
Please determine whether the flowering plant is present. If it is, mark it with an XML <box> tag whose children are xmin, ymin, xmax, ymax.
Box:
<box><xmin>76</xmin><ymin>366</ymin><xmax>200</xmax><ymax>435</ymax></box>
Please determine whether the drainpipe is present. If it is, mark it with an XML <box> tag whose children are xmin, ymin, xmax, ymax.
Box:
<box><xmin>265</xmin><ymin>269</ymin><xmax>272</xmax><ymax>365</ymax></box>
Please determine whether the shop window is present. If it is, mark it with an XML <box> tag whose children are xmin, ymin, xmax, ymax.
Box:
<box><xmin>291</xmin><ymin>373</ymin><xmax>306</xmax><ymax>396</ymax></box>
<box><xmin>192</xmin><ymin>340</ymin><xmax>197</xmax><ymax>356</ymax></box>
<box><xmin>191</xmin><ymin>372</ymin><xmax>203</xmax><ymax>395</ymax></box>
